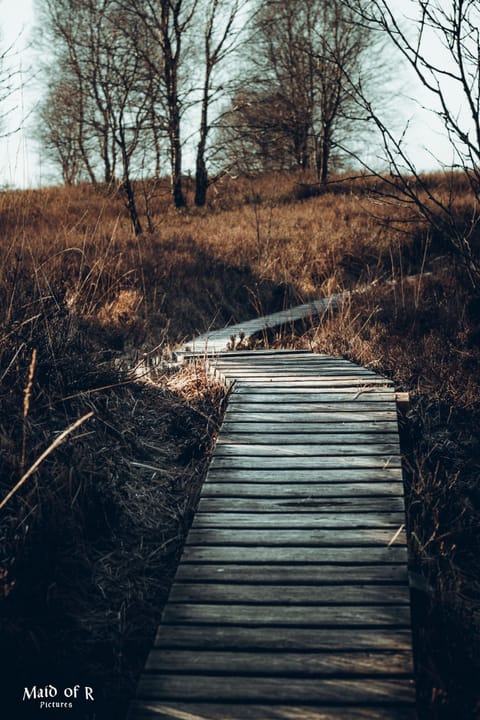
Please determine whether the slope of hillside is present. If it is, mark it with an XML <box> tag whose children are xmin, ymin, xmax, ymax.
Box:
<box><xmin>0</xmin><ymin>172</ymin><xmax>479</xmax><ymax>719</ymax></box>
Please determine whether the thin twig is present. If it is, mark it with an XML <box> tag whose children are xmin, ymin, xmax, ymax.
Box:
<box><xmin>0</xmin><ymin>411</ymin><xmax>94</xmax><ymax>512</ymax></box>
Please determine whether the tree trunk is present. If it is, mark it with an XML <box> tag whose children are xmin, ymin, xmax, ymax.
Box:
<box><xmin>194</xmin><ymin>77</ymin><xmax>210</xmax><ymax>207</ymax></box>
<box><xmin>122</xmin><ymin>168</ymin><xmax>143</xmax><ymax>235</ymax></box>
<box><xmin>170</xmin><ymin>130</ymin><xmax>186</xmax><ymax>208</ymax></box>
<box><xmin>318</xmin><ymin>122</ymin><xmax>332</xmax><ymax>185</ymax></box>
<box><xmin>194</xmin><ymin>153</ymin><xmax>208</xmax><ymax>206</ymax></box>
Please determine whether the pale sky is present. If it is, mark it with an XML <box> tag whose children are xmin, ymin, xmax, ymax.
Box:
<box><xmin>0</xmin><ymin>0</ymin><xmax>468</xmax><ymax>189</ymax></box>
<box><xmin>1</xmin><ymin>0</ymin><xmax>37</xmax><ymax>187</ymax></box>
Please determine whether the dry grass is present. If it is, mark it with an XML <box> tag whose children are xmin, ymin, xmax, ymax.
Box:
<box><xmin>0</xmin><ymin>170</ymin><xmax>479</xmax><ymax>718</ymax></box>
<box><xmin>265</xmin><ymin>273</ymin><xmax>480</xmax><ymax>719</ymax></box>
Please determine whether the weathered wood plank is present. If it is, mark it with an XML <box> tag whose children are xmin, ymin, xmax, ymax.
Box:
<box><xmin>221</xmin><ymin>377</ymin><xmax>386</xmax><ymax>386</ymax></box>
<box><xmin>185</xmin><ymin>528</ymin><xmax>406</xmax><ymax>547</ymax></box>
<box><xmin>221</xmin><ymin>421</ymin><xmax>400</xmax><ymax>433</ymax></box>
<box><xmin>154</xmin><ymin>625</ymin><xmax>414</xmax><ymax>651</ymax></box>
<box><xmin>145</xmin><ymin>649</ymin><xmax>414</xmax><ymax>676</ymax></box>
<box><xmin>161</xmin><ymin>603</ymin><xmax>411</xmax><ymax>628</ymax></box>
<box><xmin>229</xmin><ymin>389</ymin><xmax>396</xmax><ymax>408</ymax></box>
<box><xmin>129</xmin><ymin>701</ymin><xmax>417</xmax><ymax>720</ymax></box>
<box><xmin>200</xmin><ymin>483</ymin><xmax>404</xmax><ymax>498</ymax></box>
<box><xmin>222</xmin><ymin>411</ymin><xmax>398</xmax><ymax>423</ymax></box>
<box><xmin>228</xmin><ymin>402</ymin><xmax>396</xmax><ymax>413</ymax></box>
<box><xmin>214</xmin><ymin>354</ymin><xmax>351</xmax><ymax>361</ymax></box>
<box><xmin>217</xmin><ymin>363</ymin><xmax>368</xmax><ymax>371</ymax></box>
<box><xmin>180</xmin><ymin>546</ymin><xmax>407</xmax><ymax>564</ymax></box>
<box><xmin>231</xmin><ymin>382</ymin><xmax>392</xmax><ymax>389</ymax></box>
<box><xmin>225</xmin><ymin>380</ymin><xmax>393</xmax><ymax>388</ymax></box>
<box><xmin>212</xmin><ymin>443</ymin><xmax>401</xmax><ymax>457</ymax></box>
<box><xmin>217</xmin><ymin>434</ymin><xmax>401</xmax><ymax>448</ymax></box>
<box><xmin>213</xmin><ymin>356</ymin><xmax>363</xmax><ymax>364</ymax></box>
<box><xmin>197</xmin><ymin>497</ymin><xmax>406</xmax><ymax>513</ymax></box>
<box><xmin>136</xmin><ymin>674</ymin><xmax>415</xmax><ymax>704</ymax></box>
<box><xmin>174</xmin><ymin>564</ymin><xmax>409</xmax><ymax>585</ymax></box>
<box><xmin>168</xmin><ymin>583</ymin><xmax>410</xmax><ymax>605</ymax></box>
<box><xmin>218</xmin><ymin>366</ymin><xmax>371</xmax><ymax>374</ymax></box>
<box><xmin>231</xmin><ymin>389</ymin><xmax>395</xmax><ymax>399</ymax></box>
<box><xmin>204</xmin><ymin>468</ymin><xmax>404</xmax><ymax>483</ymax></box>
<box><xmin>210</xmin><ymin>456</ymin><xmax>402</xmax><ymax>470</ymax></box>
<box><xmin>214</xmin><ymin>362</ymin><xmax>377</xmax><ymax>369</ymax></box>
<box><xmin>191</xmin><ymin>512</ymin><xmax>406</xmax><ymax>529</ymax></box>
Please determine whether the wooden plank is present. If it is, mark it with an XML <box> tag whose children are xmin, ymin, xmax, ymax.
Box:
<box><xmin>197</xmin><ymin>497</ymin><xmax>406</xmax><ymax>513</ymax></box>
<box><xmin>222</xmin><ymin>412</ymin><xmax>398</xmax><ymax>423</ymax></box>
<box><xmin>217</xmin><ymin>433</ymin><xmax>400</xmax><ymax>446</ymax></box>
<box><xmin>185</xmin><ymin>528</ymin><xmax>406</xmax><ymax>547</ymax></box>
<box><xmin>200</xmin><ymin>483</ymin><xmax>404</xmax><ymax>498</ymax></box>
<box><xmin>213</xmin><ymin>355</ymin><xmax>355</xmax><ymax>362</ymax></box>
<box><xmin>174</xmin><ymin>564</ymin><xmax>409</xmax><ymax>585</ymax></box>
<box><xmin>129</xmin><ymin>701</ymin><xmax>417</xmax><ymax>720</ymax></box>
<box><xmin>213</xmin><ymin>350</ymin><xmax>317</xmax><ymax>356</ymax></box>
<box><xmin>212</xmin><ymin>443</ymin><xmax>401</xmax><ymax>457</ymax></box>
<box><xmin>230</xmin><ymin>378</ymin><xmax>392</xmax><ymax>387</ymax></box>
<box><xmin>210</xmin><ymin>456</ymin><xmax>402</xmax><ymax>470</ymax></box>
<box><xmin>161</xmin><ymin>604</ymin><xmax>411</xmax><ymax>628</ymax></box>
<box><xmin>224</xmin><ymin>379</ymin><xmax>392</xmax><ymax>388</ymax></box>
<box><xmin>154</xmin><ymin>625</ymin><xmax>414</xmax><ymax>651</ymax></box>
<box><xmin>204</xmin><ymin>468</ymin><xmax>404</xmax><ymax>483</ymax></box>
<box><xmin>218</xmin><ymin>373</ymin><xmax>382</xmax><ymax>381</ymax></box>
<box><xmin>191</xmin><ymin>512</ymin><xmax>406</xmax><ymax>529</ymax></box>
<box><xmin>145</xmin><ymin>649</ymin><xmax>414</xmax><ymax>676</ymax></box>
<box><xmin>168</xmin><ymin>584</ymin><xmax>410</xmax><ymax>605</ymax></box>
<box><xmin>136</xmin><ymin>675</ymin><xmax>415</xmax><ymax>703</ymax></box>
<box><xmin>218</xmin><ymin>369</ymin><xmax>381</xmax><ymax>378</ymax></box>
<box><xmin>214</xmin><ymin>359</ymin><xmax>375</xmax><ymax>367</ymax></box>
<box><xmin>222</xmin><ymin>369</ymin><xmax>379</xmax><ymax>376</ymax></box>
<box><xmin>221</xmin><ymin>421</ymin><xmax>400</xmax><ymax>433</ymax></box>
<box><xmin>228</xmin><ymin>401</ymin><xmax>396</xmax><ymax>412</ymax></box>
<box><xmin>216</xmin><ymin>361</ymin><xmax>362</xmax><ymax>369</ymax></box>
<box><xmin>231</xmin><ymin>389</ymin><xmax>395</xmax><ymax>398</ymax></box>
<box><xmin>228</xmin><ymin>389</ymin><xmax>396</xmax><ymax>407</ymax></box>
<box><xmin>212</xmin><ymin>357</ymin><xmax>366</xmax><ymax>365</ymax></box>
<box><xmin>180</xmin><ymin>546</ymin><xmax>408</xmax><ymax>564</ymax></box>
<box><xmin>213</xmin><ymin>355</ymin><xmax>368</xmax><ymax>361</ymax></box>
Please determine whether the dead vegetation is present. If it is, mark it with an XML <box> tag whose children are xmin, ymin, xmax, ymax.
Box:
<box><xmin>0</xmin><ymin>171</ymin><xmax>479</xmax><ymax>719</ymax></box>
<box><xmin>264</xmin><ymin>272</ymin><xmax>480</xmax><ymax>720</ymax></box>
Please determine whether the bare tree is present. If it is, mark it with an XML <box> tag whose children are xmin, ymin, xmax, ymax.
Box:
<box><xmin>37</xmin><ymin>0</ymin><xmax>164</xmax><ymax>231</ymax></box>
<box><xmin>38</xmin><ymin>0</ymin><xmax>110</xmax><ymax>184</ymax></box>
<box><xmin>0</xmin><ymin>42</ymin><xmax>17</xmax><ymax>139</ymax></box>
<box><xmin>311</xmin><ymin>2</ymin><xmax>374</xmax><ymax>183</ymax></box>
<box><xmin>252</xmin><ymin>0</ymin><xmax>317</xmax><ymax>171</ymax></box>
<box><xmin>0</xmin><ymin>29</ymin><xmax>30</xmax><ymax>185</ymax></box>
<box><xmin>125</xmin><ymin>0</ymin><xmax>198</xmax><ymax>208</ymax></box>
<box><xmin>218</xmin><ymin>89</ymin><xmax>304</xmax><ymax>173</ymax></box>
<box><xmin>193</xmin><ymin>0</ymin><xmax>242</xmax><ymax>206</ymax></box>
<box><xmin>340</xmin><ymin>0</ymin><xmax>480</xmax><ymax>286</ymax></box>
<box><xmin>37</xmin><ymin>76</ymin><xmax>87</xmax><ymax>185</ymax></box>
<box><xmin>218</xmin><ymin>0</ymin><xmax>374</xmax><ymax>180</ymax></box>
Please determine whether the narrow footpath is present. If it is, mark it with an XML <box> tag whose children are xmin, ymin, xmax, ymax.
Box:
<box><xmin>129</xmin><ymin>304</ymin><xmax>416</xmax><ymax>720</ymax></box>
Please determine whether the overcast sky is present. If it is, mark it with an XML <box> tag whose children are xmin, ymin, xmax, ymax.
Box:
<box><xmin>0</xmin><ymin>0</ymin><xmax>464</xmax><ymax>189</ymax></box>
<box><xmin>1</xmin><ymin>0</ymin><xmax>37</xmax><ymax>187</ymax></box>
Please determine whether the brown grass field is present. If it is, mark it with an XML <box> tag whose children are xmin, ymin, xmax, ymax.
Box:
<box><xmin>0</xmin><ymin>171</ymin><xmax>479</xmax><ymax>719</ymax></box>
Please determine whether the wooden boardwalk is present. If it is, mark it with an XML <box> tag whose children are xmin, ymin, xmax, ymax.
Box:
<box><xmin>130</xmin><ymin>344</ymin><xmax>416</xmax><ymax>719</ymax></box>
<box><xmin>177</xmin><ymin>297</ymin><xmax>340</xmax><ymax>356</ymax></box>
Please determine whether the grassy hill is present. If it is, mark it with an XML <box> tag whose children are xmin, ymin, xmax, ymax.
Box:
<box><xmin>0</xmin><ymin>172</ymin><xmax>479</xmax><ymax>719</ymax></box>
